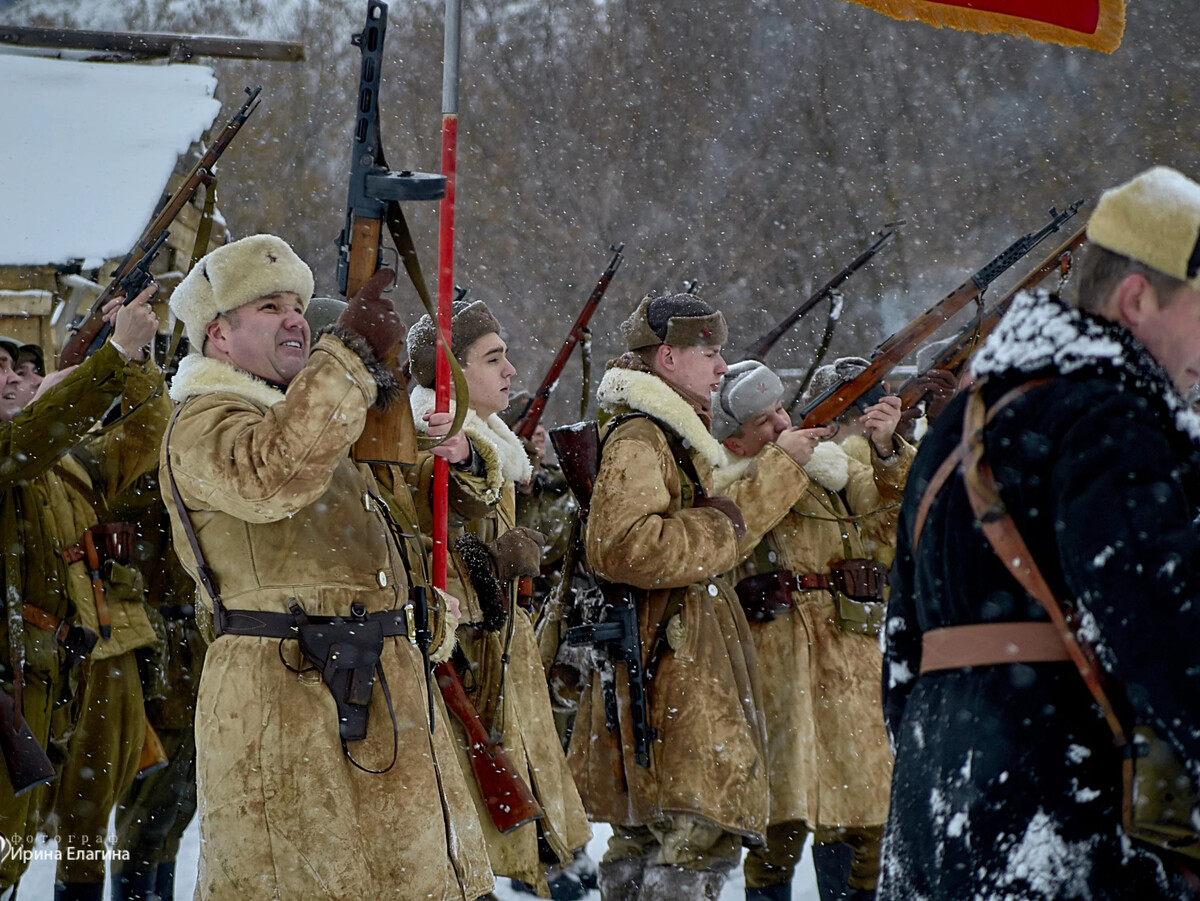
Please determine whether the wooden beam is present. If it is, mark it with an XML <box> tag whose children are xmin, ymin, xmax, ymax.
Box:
<box><xmin>0</xmin><ymin>25</ymin><xmax>305</xmax><ymax>62</ymax></box>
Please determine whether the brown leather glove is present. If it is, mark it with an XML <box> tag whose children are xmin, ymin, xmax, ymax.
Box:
<box><xmin>693</xmin><ymin>495</ymin><xmax>747</xmax><ymax>541</ymax></box>
<box><xmin>487</xmin><ymin>527</ymin><xmax>546</xmax><ymax>582</ymax></box>
<box><xmin>337</xmin><ymin>268</ymin><xmax>403</xmax><ymax>358</ymax></box>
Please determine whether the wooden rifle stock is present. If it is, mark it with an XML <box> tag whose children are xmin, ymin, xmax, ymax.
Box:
<box><xmin>895</xmin><ymin>224</ymin><xmax>1088</xmax><ymax>411</ymax></box>
<box><xmin>434</xmin><ymin>661</ymin><xmax>543</xmax><ymax>833</ymax></box>
<box><xmin>548</xmin><ymin>422</ymin><xmax>601</xmax><ymax>518</ymax></box>
<box><xmin>59</xmin><ymin>86</ymin><xmax>261</xmax><ymax>368</ymax></box>
<box><xmin>797</xmin><ymin>203</ymin><xmax>1083</xmax><ymax>428</ymax></box>
<box><xmin>746</xmin><ymin>223</ymin><xmax>901</xmax><ymax>362</ymax></box>
<box><xmin>0</xmin><ymin>686</ymin><xmax>55</xmax><ymax>796</ymax></box>
<box><xmin>514</xmin><ymin>244</ymin><xmax>624</xmax><ymax>441</ymax></box>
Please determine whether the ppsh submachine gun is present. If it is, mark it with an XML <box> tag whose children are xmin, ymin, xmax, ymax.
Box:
<box><xmin>550</xmin><ymin>423</ymin><xmax>655</xmax><ymax>768</ymax></box>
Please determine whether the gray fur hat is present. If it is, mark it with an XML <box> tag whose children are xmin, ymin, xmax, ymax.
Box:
<box><xmin>406</xmin><ymin>299</ymin><xmax>502</xmax><ymax>389</ymax></box>
<box><xmin>796</xmin><ymin>356</ymin><xmax>871</xmax><ymax>411</ymax></box>
<box><xmin>621</xmin><ymin>293</ymin><xmax>728</xmax><ymax>351</ymax></box>
<box><xmin>170</xmin><ymin>234</ymin><xmax>314</xmax><ymax>353</ymax></box>
<box><xmin>712</xmin><ymin>360</ymin><xmax>784</xmax><ymax>440</ymax></box>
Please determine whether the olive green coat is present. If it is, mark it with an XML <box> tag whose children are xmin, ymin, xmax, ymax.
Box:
<box><xmin>409</xmin><ymin>386</ymin><xmax>591</xmax><ymax>896</ymax></box>
<box><xmin>161</xmin><ymin>337</ymin><xmax>492</xmax><ymax>901</ymax></box>
<box><xmin>0</xmin><ymin>343</ymin><xmax>136</xmax><ymax>888</ymax></box>
<box><xmin>716</xmin><ymin>436</ymin><xmax>913</xmax><ymax>829</ymax></box>
<box><xmin>569</xmin><ymin>364</ymin><xmax>806</xmax><ymax>844</ymax></box>
<box><xmin>34</xmin><ymin>352</ymin><xmax>169</xmax><ymax>662</ymax></box>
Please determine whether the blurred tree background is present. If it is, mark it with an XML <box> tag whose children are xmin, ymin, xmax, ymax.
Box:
<box><xmin>6</xmin><ymin>0</ymin><xmax>1200</xmax><ymax>424</ymax></box>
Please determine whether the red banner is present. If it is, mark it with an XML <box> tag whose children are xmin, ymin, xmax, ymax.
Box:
<box><xmin>839</xmin><ymin>0</ymin><xmax>1124</xmax><ymax>53</ymax></box>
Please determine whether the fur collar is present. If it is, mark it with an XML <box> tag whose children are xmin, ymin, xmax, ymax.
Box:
<box><xmin>596</xmin><ymin>366</ymin><xmax>725</xmax><ymax>467</ymax></box>
<box><xmin>169</xmin><ymin>353</ymin><xmax>285</xmax><ymax>408</ymax></box>
<box><xmin>712</xmin><ymin>439</ymin><xmax>848</xmax><ymax>493</ymax></box>
<box><xmin>805</xmin><ymin>440</ymin><xmax>850</xmax><ymax>492</ymax></box>
<box><xmin>970</xmin><ymin>291</ymin><xmax>1200</xmax><ymax>444</ymax></box>
<box><xmin>409</xmin><ymin>384</ymin><xmax>533</xmax><ymax>485</ymax></box>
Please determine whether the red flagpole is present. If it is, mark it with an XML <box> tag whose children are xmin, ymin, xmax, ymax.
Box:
<box><xmin>433</xmin><ymin>0</ymin><xmax>462</xmax><ymax>590</ymax></box>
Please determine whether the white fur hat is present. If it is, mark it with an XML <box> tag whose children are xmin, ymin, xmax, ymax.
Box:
<box><xmin>170</xmin><ymin>234</ymin><xmax>314</xmax><ymax>352</ymax></box>
<box><xmin>1087</xmin><ymin>166</ymin><xmax>1200</xmax><ymax>290</ymax></box>
<box><xmin>712</xmin><ymin>360</ymin><xmax>784</xmax><ymax>440</ymax></box>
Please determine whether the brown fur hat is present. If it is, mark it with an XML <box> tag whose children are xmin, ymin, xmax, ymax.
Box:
<box><xmin>406</xmin><ymin>300</ymin><xmax>502</xmax><ymax>389</ymax></box>
<box><xmin>620</xmin><ymin>293</ymin><xmax>728</xmax><ymax>351</ymax></box>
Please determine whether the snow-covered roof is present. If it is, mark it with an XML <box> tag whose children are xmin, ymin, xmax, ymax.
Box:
<box><xmin>0</xmin><ymin>53</ymin><xmax>222</xmax><ymax>268</ymax></box>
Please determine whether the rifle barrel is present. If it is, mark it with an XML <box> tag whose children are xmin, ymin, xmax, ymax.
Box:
<box><xmin>747</xmin><ymin>225</ymin><xmax>899</xmax><ymax>362</ymax></box>
<box><xmin>798</xmin><ymin>204</ymin><xmax>1083</xmax><ymax>428</ymax></box>
<box><xmin>514</xmin><ymin>244</ymin><xmax>624</xmax><ymax>440</ymax></box>
<box><xmin>58</xmin><ymin>86</ymin><xmax>261</xmax><ymax>367</ymax></box>
<box><xmin>895</xmin><ymin>224</ymin><xmax>1089</xmax><ymax>410</ymax></box>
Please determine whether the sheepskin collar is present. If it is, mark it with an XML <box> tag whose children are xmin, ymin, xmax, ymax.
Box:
<box><xmin>596</xmin><ymin>366</ymin><xmax>725</xmax><ymax>467</ymax></box>
<box><xmin>970</xmin><ymin>291</ymin><xmax>1200</xmax><ymax>444</ymax></box>
<box><xmin>409</xmin><ymin>384</ymin><xmax>533</xmax><ymax>485</ymax></box>
<box><xmin>169</xmin><ymin>353</ymin><xmax>285</xmax><ymax>409</ymax></box>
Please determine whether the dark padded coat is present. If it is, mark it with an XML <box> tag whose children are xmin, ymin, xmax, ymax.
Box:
<box><xmin>880</xmin><ymin>292</ymin><xmax>1200</xmax><ymax>900</ymax></box>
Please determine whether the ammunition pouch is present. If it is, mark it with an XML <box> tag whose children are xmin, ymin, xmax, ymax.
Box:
<box><xmin>1126</xmin><ymin>726</ymin><xmax>1200</xmax><ymax>859</ymax></box>
<box><xmin>734</xmin><ymin>572</ymin><xmax>827</xmax><ymax>623</ymax></box>
<box><xmin>734</xmin><ymin>560</ymin><xmax>887</xmax><ymax>635</ymax></box>
<box><xmin>62</xmin><ymin>523</ymin><xmax>135</xmax><ymax>567</ymax></box>
<box><xmin>100</xmin><ymin>560</ymin><xmax>145</xmax><ymax>604</ymax></box>
<box><xmin>829</xmin><ymin>559</ymin><xmax>888</xmax><ymax>637</ymax></box>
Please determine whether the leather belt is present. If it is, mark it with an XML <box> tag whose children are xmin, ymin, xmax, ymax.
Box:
<box><xmin>794</xmin><ymin>572</ymin><xmax>830</xmax><ymax>591</ymax></box>
<box><xmin>920</xmin><ymin>622</ymin><xmax>1070</xmax><ymax>673</ymax></box>
<box><xmin>213</xmin><ymin>601</ymin><xmax>410</xmax><ymax>640</ymax></box>
<box><xmin>22</xmin><ymin>604</ymin><xmax>70</xmax><ymax>644</ymax></box>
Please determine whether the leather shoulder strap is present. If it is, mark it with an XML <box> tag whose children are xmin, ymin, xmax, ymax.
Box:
<box><xmin>912</xmin><ymin>379</ymin><xmax>1049</xmax><ymax>552</ymax></box>
<box><xmin>958</xmin><ymin>383</ymin><xmax>1129</xmax><ymax>748</ymax></box>
<box><xmin>161</xmin><ymin>405</ymin><xmax>222</xmax><ymax>606</ymax></box>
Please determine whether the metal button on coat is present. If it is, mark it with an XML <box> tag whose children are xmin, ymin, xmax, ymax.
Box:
<box><xmin>377</xmin><ymin>571</ymin><xmax>388</xmax><ymax>588</ymax></box>
<box><xmin>707</xmin><ymin>584</ymin><xmax>719</xmax><ymax>597</ymax></box>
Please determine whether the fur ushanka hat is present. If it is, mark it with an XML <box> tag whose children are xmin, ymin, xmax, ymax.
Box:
<box><xmin>406</xmin><ymin>299</ymin><xmax>503</xmax><ymax>390</ymax></box>
<box><xmin>620</xmin><ymin>293</ymin><xmax>728</xmax><ymax>351</ymax></box>
<box><xmin>170</xmin><ymin>234</ymin><xmax>314</xmax><ymax>353</ymax></box>
<box><xmin>712</xmin><ymin>360</ymin><xmax>784</xmax><ymax>440</ymax></box>
<box><xmin>1087</xmin><ymin>166</ymin><xmax>1200</xmax><ymax>290</ymax></box>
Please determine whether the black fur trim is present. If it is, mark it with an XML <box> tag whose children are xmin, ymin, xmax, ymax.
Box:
<box><xmin>318</xmin><ymin>324</ymin><xmax>403</xmax><ymax>410</ymax></box>
<box><xmin>454</xmin><ymin>532</ymin><xmax>507</xmax><ymax>632</ymax></box>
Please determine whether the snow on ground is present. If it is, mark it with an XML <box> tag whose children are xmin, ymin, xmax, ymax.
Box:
<box><xmin>22</xmin><ymin>818</ymin><xmax>819</xmax><ymax>899</ymax></box>
<box><xmin>0</xmin><ymin>53</ymin><xmax>221</xmax><ymax>267</ymax></box>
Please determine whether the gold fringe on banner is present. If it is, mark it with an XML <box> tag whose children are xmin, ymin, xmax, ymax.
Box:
<box><xmin>839</xmin><ymin>0</ymin><xmax>1125</xmax><ymax>53</ymax></box>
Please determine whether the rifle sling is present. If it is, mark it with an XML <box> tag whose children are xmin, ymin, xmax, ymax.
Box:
<box><xmin>600</xmin><ymin>412</ymin><xmax>704</xmax><ymax>679</ymax></box>
<box><xmin>381</xmin><ymin>200</ymin><xmax>470</xmax><ymax>450</ymax></box>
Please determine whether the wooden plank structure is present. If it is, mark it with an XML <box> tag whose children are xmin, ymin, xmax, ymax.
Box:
<box><xmin>0</xmin><ymin>26</ymin><xmax>303</xmax><ymax>367</ymax></box>
<box><xmin>0</xmin><ymin>25</ymin><xmax>305</xmax><ymax>63</ymax></box>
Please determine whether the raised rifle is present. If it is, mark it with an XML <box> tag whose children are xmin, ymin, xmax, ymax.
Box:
<box><xmin>796</xmin><ymin>202</ymin><xmax>1083</xmax><ymax>427</ymax></box>
<box><xmin>59</xmin><ymin>86</ymin><xmax>261</xmax><ymax>367</ymax></box>
<box><xmin>549</xmin><ymin>422</ymin><xmax>655</xmax><ymax>768</ymax></box>
<box><xmin>336</xmin><ymin>0</ymin><xmax>456</xmax><ymax>466</ymax></box>
<box><xmin>513</xmin><ymin>244</ymin><xmax>625</xmax><ymax>441</ymax></box>
<box><xmin>434</xmin><ymin>661</ymin><xmax>544</xmax><ymax>833</ymax></box>
<box><xmin>0</xmin><ymin>686</ymin><xmax>55</xmax><ymax>796</ymax></box>
<box><xmin>745</xmin><ymin>222</ymin><xmax>903</xmax><ymax>362</ymax></box>
<box><xmin>895</xmin><ymin>224</ymin><xmax>1088</xmax><ymax>411</ymax></box>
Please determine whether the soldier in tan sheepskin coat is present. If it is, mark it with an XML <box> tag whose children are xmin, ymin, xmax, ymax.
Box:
<box><xmin>161</xmin><ymin>237</ymin><xmax>492</xmax><ymax>900</ymax></box>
